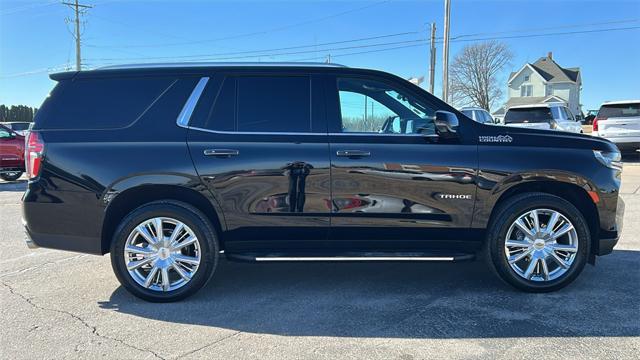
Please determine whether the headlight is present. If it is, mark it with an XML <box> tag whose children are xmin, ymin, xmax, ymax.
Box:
<box><xmin>593</xmin><ymin>150</ymin><xmax>622</xmax><ymax>170</ymax></box>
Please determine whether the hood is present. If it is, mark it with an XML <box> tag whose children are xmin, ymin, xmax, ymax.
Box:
<box><xmin>476</xmin><ymin>123</ymin><xmax>617</xmax><ymax>152</ymax></box>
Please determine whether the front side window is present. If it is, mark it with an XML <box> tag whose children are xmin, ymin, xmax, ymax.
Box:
<box><xmin>520</xmin><ymin>84</ymin><xmax>533</xmax><ymax>97</ymax></box>
<box><xmin>337</xmin><ymin>78</ymin><xmax>435</xmax><ymax>135</ymax></box>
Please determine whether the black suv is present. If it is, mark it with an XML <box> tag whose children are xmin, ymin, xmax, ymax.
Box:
<box><xmin>22</xmin><ymin>63</ymin><xmax>624</xmax><ymax>302</ymax></box>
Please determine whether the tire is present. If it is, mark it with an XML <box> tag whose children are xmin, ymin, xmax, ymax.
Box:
<box><xmin>110</xmin><ymin>200</ymin><xmax>219</xmax><ymax>302</ymax></box>
<box><xmin>0</xmin><ymin>172</ymin><xmax>23</xmax><ymax>181</ymax></box>
<box><xmin>486</xmin><ymin>192</ymin><xmax>590</xmax><ymax>292</ymax></box>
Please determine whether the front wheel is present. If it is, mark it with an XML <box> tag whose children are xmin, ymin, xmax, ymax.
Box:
<box><xmin>0</xmin><ymin>172</ymin><xmax>23</xmax><ymax>181</ymax></box>
<box><xmin>110</xmin><ymin>200</ymin><xmax>219</xmax><ymax>302</ymax></box>
<box><xmin>486</xmin><ymin>193</ymin><xmax>590</xmax><ymax>292</ymax></box>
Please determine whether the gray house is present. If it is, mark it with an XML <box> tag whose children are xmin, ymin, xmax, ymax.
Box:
<box><xmin>504</xmin><ymin>52</ymin><xmax>582</xmax><ymax>116</ymax></box>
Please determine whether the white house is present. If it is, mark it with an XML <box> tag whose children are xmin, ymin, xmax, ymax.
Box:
<box><xmin>503</xmin><ymin>52</ymin><xmax>582</xmax><ymax>117</ymax></box>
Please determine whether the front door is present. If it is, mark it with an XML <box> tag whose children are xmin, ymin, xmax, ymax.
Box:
<box><xmin>187</xmin><ymin>72</ymin><xmax>331</xmax><ymax>252</ymax></box>
<box><xmin>325</xmin><ymin>75</ymin><xmax>478</xmax><ymax>250</ymax></box>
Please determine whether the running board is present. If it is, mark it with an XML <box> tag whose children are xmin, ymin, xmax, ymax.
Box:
<box><xmin>226</xmin><ymin>252</ymin><xmax>475</xmax><ymax>263</ymax></box>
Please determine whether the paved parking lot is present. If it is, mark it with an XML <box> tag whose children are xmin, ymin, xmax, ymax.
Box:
<box><xmin>1</xmin><ymin>163</ymin><xmax>639</xmax><ymax>360</ymax></box>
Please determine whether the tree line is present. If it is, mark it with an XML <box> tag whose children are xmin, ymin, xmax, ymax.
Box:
<box><xmin>0</xmin><ymin>105</ymin><xmax>38</xmax><ymax>122</ymax></box>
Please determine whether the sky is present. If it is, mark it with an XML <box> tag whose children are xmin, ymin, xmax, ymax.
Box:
<box><xmin>1</xmin><ymin>0</ymin><xmax>639</xmax><ymax>112</ymax></box>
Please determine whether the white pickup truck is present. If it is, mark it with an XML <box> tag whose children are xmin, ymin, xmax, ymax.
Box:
<box><xmin>592</xmin><ymin>100</ymin><xmax>640</xmax><ymax>154</ymax></box>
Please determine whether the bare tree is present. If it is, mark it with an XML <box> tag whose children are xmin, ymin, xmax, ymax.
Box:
<box><xmin>449</xmin><ymin>41</ymin><xmax>513</xmax><ymax>111</ymax></box>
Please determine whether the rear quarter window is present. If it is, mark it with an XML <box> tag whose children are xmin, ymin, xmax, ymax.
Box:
<box><xmin>35</xmin><ymin>76</ymin><xmax>176</xmax><ymax>130</ymax></box>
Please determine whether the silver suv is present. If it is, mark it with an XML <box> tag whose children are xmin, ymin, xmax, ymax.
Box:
<box><xmin>460</xmin><ymin>107</ymin><xmax>495</xmax><ymax>124</ymax></box>
<box><xmin>593</xmin><ymin>100</ymin><xmax>640</xmax><ymax>154</ymax></box>
<box><xmin>504</xmin><ymin>103</ymin><xmax>583</xmax><ymax>133</ymax></box>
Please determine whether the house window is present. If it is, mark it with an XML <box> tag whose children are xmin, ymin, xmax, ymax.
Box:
<box><xmin>524</xmin><ymin>75</ymin><xmax>530</xmax><ymax>82</ymax></box>
<box><xmin>520</xmin><ymin>84</ymin><xmax>533</xmax><ymax>97</ymax></box>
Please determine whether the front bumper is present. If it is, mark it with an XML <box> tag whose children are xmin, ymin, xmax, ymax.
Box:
<box><xmin>597</xmin><ymin>196</ymin><xmax>624</xmax><ymax>256</ymax></box>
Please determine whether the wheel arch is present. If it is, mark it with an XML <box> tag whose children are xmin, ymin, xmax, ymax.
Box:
<box><xmin>101</xmin><ymin>184</ymin><xmax>226</xmax><ymax>254</ymax></box>
<box><xmin>486</xmin><ymin>180</ymin><xmax>599</xmax><ymax>258</ymax></box>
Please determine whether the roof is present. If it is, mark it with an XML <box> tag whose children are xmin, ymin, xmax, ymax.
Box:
<box><xmin>509</xmin><ymin>103</ymin><xmax>566</xmax><ymax>109</ymax></box>
<box><xmin>458</xmin><ymin>107</ymin><xmax>487</xmax><ymax>111</ymax></box>
<box><xmin>492</xmin><ymin>107</ymin><xmax>506</xmax><ymax>116</ymax></box>
<box><xmin>97</xmin><ymin>62</ymin><xmax>348</xmax><ymax>70</ymax></box>
<box><xmin>601</xmin><ymin>99</ymin><xmax>640</xmax><ymax>105</ymax></box>
<box><xmin>530</xmin><ymin>56</ymin><xmax>580</xmax><ymax>83</ymax></box>
<box><xmin>508</xmin><ymin>55</ymin><xmax>580</xmax><ymax>84</ymax></box>
<box><xmin>50</xmin><ymin>61</ymin><xmax>352</xmax><ymax>81</ymax></box>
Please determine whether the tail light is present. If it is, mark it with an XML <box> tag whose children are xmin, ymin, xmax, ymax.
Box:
<box><xmin>26</xmin><ymin>132</ymin><xmax>44</xmax><ymax>179</ymax></box>
<box><xmin>593</xmin><ymin>117</ymin><xmax>599</xmax><ymax>132</ymax></box>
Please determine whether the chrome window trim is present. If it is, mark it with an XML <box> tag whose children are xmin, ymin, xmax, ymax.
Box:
<box><xmin>176</xmin><ymin>76</ymin><xmax>434</xmax><ymax>137</ymax></box>
<box><xmin>176</xmin><ymin>77</ymin><xmax>209</xmax><ymax>127</ymax></box>
<box><xmin>183</xmin><ymin>125</ymin><xmax>432</xmax><ymax>137</ymax></box>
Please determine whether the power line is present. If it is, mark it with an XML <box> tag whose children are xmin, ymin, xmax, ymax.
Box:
<box><xmin>89</xmin><ymin>0</ymin><xmax>391</xmax><ymax>49</ymax></box>
<box><xmin>86</xmin><ymin>31</ymin><xmax>419</xmax><ymax>61</ymax></box>
<box><xmin>291</xmin><ymin>25</ymin><xmax>640</xmax><ymax>62</ymax></box>
<box><xmin>5</xmin><ymin>22</ymin><xmax>640</xmax><ymax>78</ymax></box>
<box><xmin>84</xmin><ymin>18</ymin><xmax>639</xmax><ymax>63</ymax></box>
<box><xmin>0</xmin><ymin>0</ymin><xmax>58</xmax><ymax>16</ymax></box>
<box><xmin>449</xmin><ymin>18</ymin><xmax>639</xmax><ymax>40</ymax></box>
<box><xmin>88</xmin><ymin>24</ymin><xmax>640</xmax><ymax>64</ymax></box>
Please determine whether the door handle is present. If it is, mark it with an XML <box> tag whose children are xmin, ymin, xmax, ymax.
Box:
<box><xmin>336</xmin><ymin>150</ymin><xmax>371</xmax><ymax>158</ymax></box>
<box><xmin>203</xmin><ymin>149</ymin><xmax>239</xmax><ymax>157</ymax></box>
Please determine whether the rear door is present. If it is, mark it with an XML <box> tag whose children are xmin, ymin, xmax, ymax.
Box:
<box><xmin>597</xmin><ymin>102</ymin><xmax>640</xmax><ymax>138</ymax></box>
<box><xmin>187</xmin><ymin>71</ymin><xmax>331</xmax><ymax>252</ymax></box>
<box><xmin>324</xmin><ymin>74</ymin><xmax>478</xmax><ymax>250</ymax></box>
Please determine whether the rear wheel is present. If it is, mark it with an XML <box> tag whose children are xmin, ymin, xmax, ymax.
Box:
<box><xmin>0</xmin><ymin>172</ymin><xmax>23</xmax><ymax>181</ymax></box>
<box><xmin>486</xmin><ymin>193</ymin><xmax>590</xmax><ymax>292</ymax></box>
<box><xmin>110</xmin><ymin>200</ymin><xmax>219</xmax><ymax>302</ymax></box>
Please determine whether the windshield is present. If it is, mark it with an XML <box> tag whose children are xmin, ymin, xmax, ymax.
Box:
<box><xmin>598</xmin><ymin>103</ymin><xmax>640</xmax><ymax>118</ymax></box>
<box><xmin>504</xmin><ymin>108</ymin><xmax>553</xmax><ymax>124</ymax></box>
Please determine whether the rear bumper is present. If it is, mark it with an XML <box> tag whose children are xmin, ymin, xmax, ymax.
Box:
<box><xmin>593</xmin><ymin>135</ymin><xmax>640</xmax><ymax>153</ymax></box>
<box><xmin>22</xmin><ymin>184</ymin><xmax>104</xmax><ymax>255</ymax></box>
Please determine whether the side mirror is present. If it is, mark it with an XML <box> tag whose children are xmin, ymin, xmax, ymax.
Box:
<box><xmin>434</xmin><ymin>110</ymin><xmax>459</xmax><ymax>137</ymax></box>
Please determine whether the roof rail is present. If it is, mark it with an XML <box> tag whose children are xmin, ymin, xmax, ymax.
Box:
<box><xmin>97</xmin><ymin>62</ymin><xmax>348</xmax><ymax>70</ymax></box>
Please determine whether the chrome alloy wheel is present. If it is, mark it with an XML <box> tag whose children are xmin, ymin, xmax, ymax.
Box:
<box><xmin>124</xmin><ymin>217</ymin><xmax>201</xmax><ymax>292</ymax></box>
<box><xmin>504</xmin><ymin>209</ymin><xmax>578</xmax><ymax>282</ymax></box>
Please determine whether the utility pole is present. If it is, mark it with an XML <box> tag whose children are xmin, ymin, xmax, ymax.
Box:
<box><xmin>442</xmin><ymin>0</ymin><xmax>451</xmax><ymax>102</ymax></box>
<box><xmin>325</xmin><ymin>54</ymin><xmax>331</xmax><ymax>63</ymax></box>
<box><xmin>62</xmin><ymin>1</ymin><xmax>92</xmax><ymax>71</ymax></box>
<box><xmin>428</xmin><ymin>22</ymin><xmax>436</xmax><ymax>94</ymax></box>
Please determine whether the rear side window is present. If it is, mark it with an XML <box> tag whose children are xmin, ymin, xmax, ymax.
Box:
<box><xmin>504</xmin><ymin>108</ymin><xmax>553</xmax><ymax>124</ymax></box>
<box><xmin>598</xmin><ymin>103</ymin><xmax>640</xmax><ymax>118</ymax></box>
<box><xmin>197</xmin><ymin>75</ymin><xmax>312</xmax><ymax>133</ymax></box>
<box><xmin>236</xmin><ymin>76</ymin><xmax>311</xmax><ymax>132</ymax></box>
<box><xmin>35</xmin><ymin>76</ymin><xmax>176</xmax><ymax>130</ymax></box>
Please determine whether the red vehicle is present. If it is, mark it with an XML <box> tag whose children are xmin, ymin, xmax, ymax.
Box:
<box><xmin>0</xmin><ymin>124</ymin><xmax>25</xmax><ymax>181</ymax></box>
